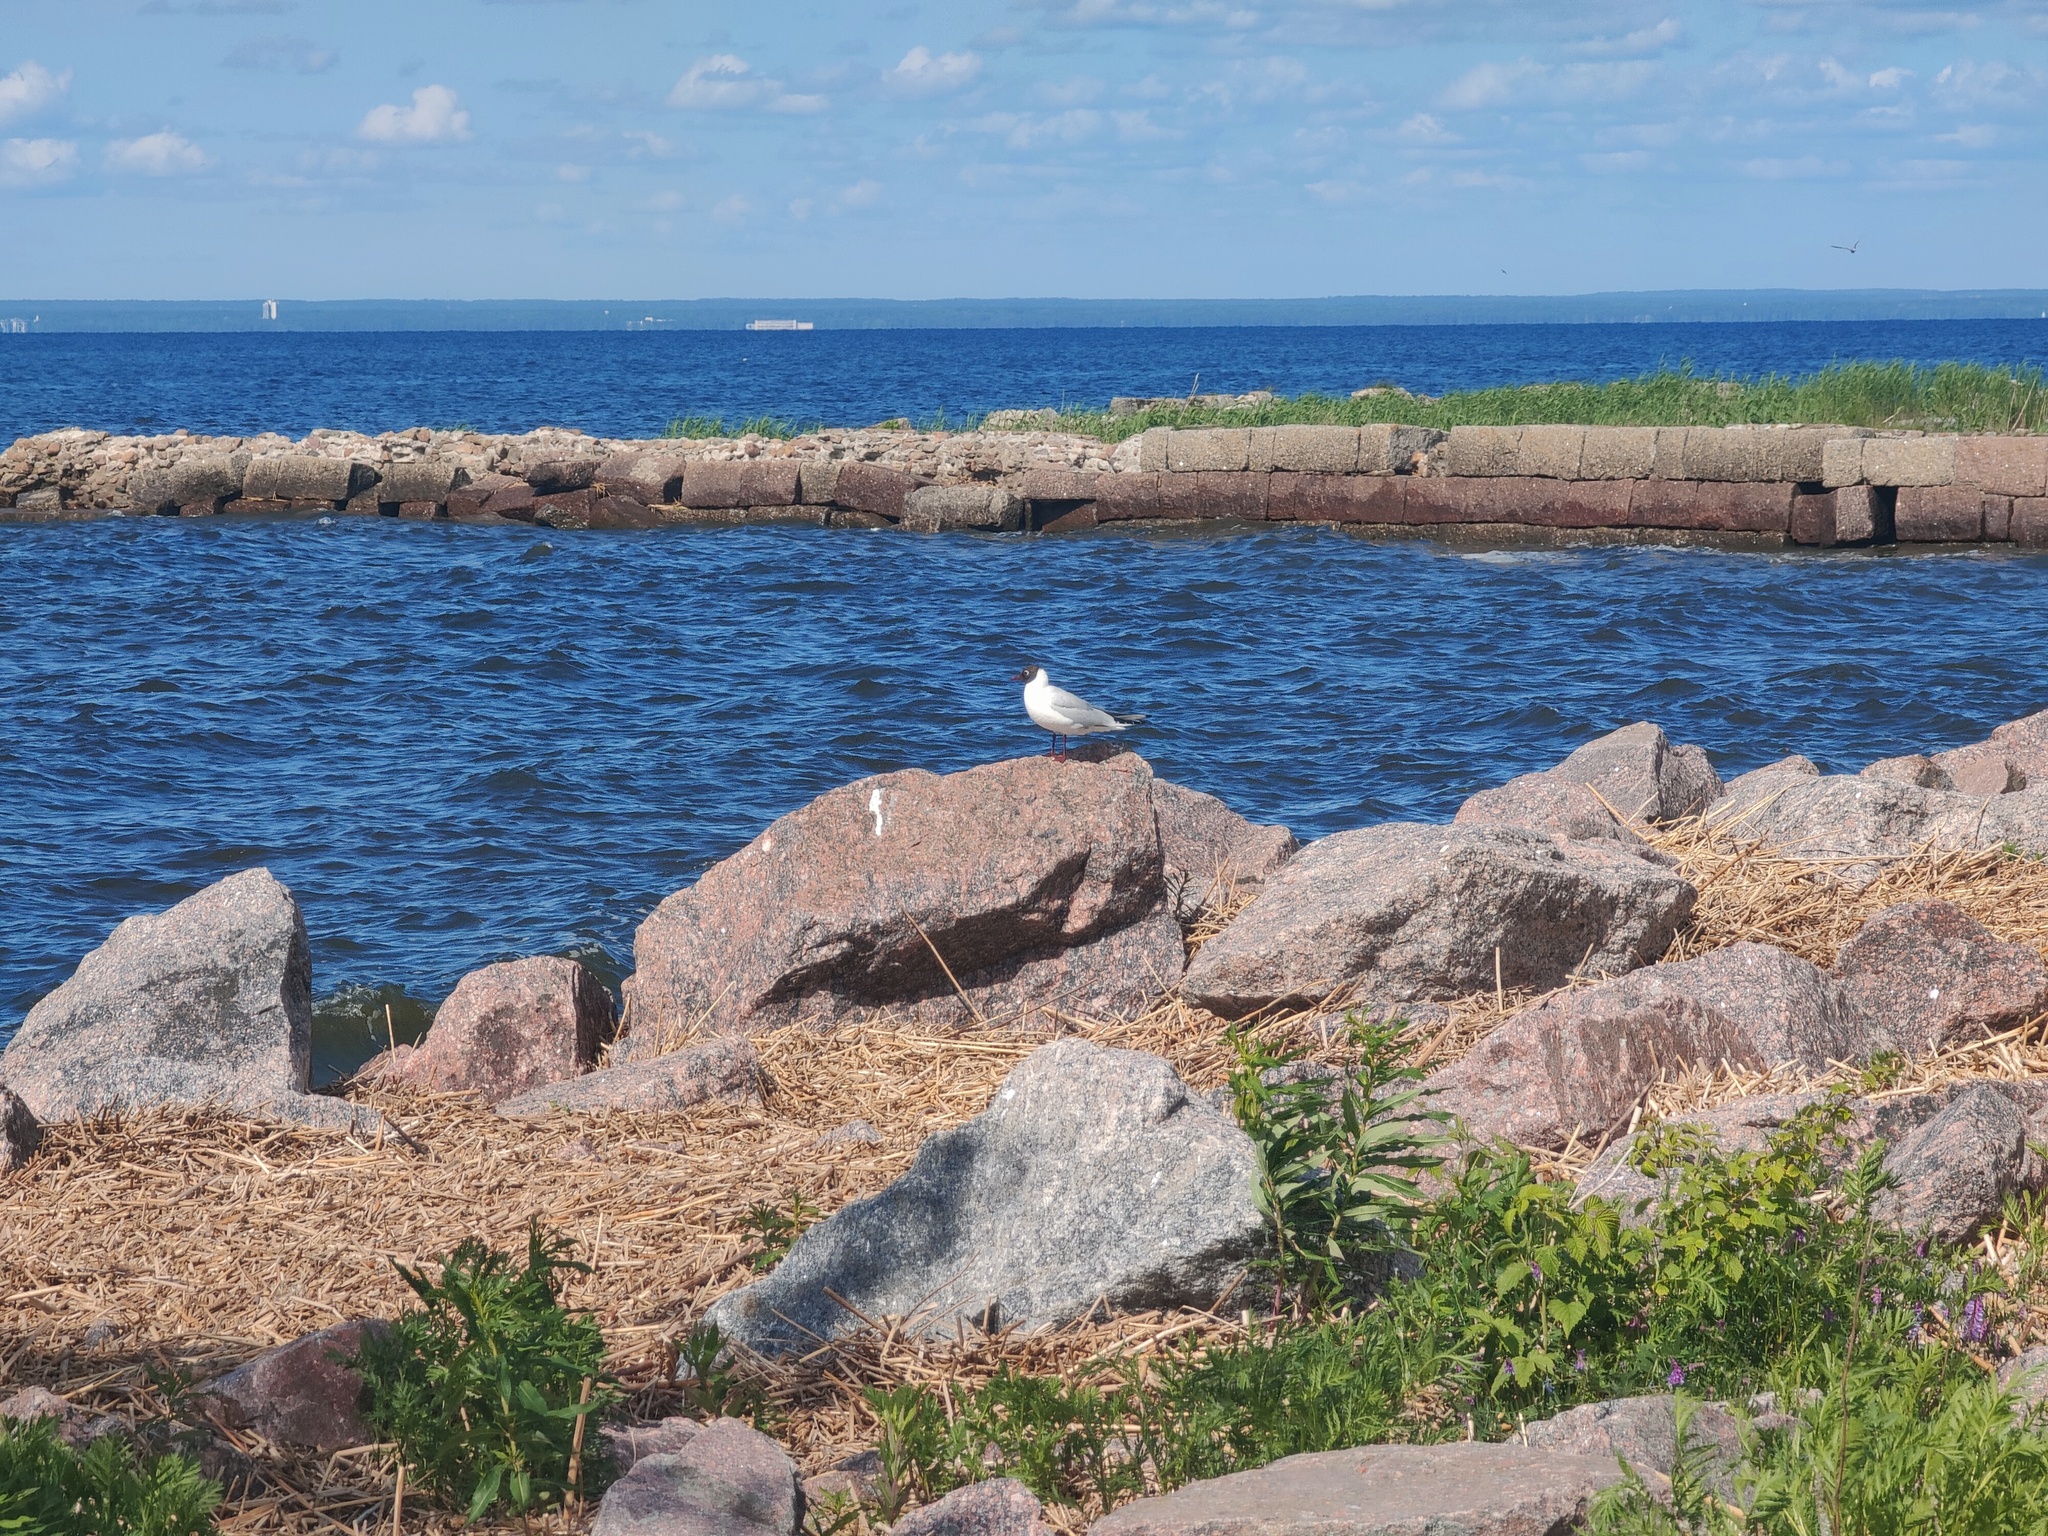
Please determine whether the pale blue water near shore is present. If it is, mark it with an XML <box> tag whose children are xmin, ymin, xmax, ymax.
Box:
<box><xmin>5</xmin><ymin>318</ymin><xmax>2047</xmax><ymax>442</ymax></box>
<box><xmin>4</xmin><ymin>515</ymin><xmax>2048</xmax><ymax>1077</ymax></box>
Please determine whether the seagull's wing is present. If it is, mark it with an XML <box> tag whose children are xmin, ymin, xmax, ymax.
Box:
<box><xmin>1041</xmin><ymin>684</ymin><xmax>1123</xmax><ymax>730</ymax></box>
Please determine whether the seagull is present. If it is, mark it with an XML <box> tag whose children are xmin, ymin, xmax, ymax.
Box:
<box><xmin>1013</xmin><ymin>665</ymin><xmax>1145</xmax><ymax>761</ymax></box>
<box><xmin>1832</xmin><ymin>238</ymin><xmax>1861</xmax><ymax>254</ymax></box>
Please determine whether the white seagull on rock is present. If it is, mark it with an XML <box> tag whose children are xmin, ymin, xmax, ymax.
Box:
<box><xmin>1013</xmin><ymin>664</ymin><xmax>1146</xmax><ymax>760</ymax></box>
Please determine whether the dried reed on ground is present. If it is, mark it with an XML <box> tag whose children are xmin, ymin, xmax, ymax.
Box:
<box><xmin>6</xmin><ymin>832</ymin><xmax>2048</xmax><ymax>1531</ymax></box>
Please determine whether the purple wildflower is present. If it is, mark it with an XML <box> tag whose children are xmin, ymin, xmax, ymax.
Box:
<box><xmin>1529</xmin><ymin>1261</ymin><xmax>1543</xmax><ymax>1284</ymax></box>
<box><xmin>1503</xmin><ymin>1359</ymin><xmax>1517</xmax><ymax>1380</ymax></box>
<box><xmin>1667</xmin><ymin>1363</ymin><xmax>1686</xmax><ymax>1387</ymax></box>
<box><xmin>1962</xmin><ymin>1295</ymin><xmax>1989</xmax><ymax>1344</ymax></box>
<box><xmin>1573</xmin><ymin>1349</ymin><xmax>1588</xmax><ymax>1373</ymax></box>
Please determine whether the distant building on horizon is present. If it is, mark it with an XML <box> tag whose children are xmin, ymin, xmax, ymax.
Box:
<box><xmin>261</xmin><ymin>299</ymin><xmax>278</xmax><ymax>321</ymax></box>
<box><xmin>746</xmin><ymin>319</ymin><xmax>813</xmax><ymax>331</ymax></box>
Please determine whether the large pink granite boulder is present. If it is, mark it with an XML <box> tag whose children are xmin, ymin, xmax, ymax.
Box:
<box><xmin>372</xmin><ymin>955</ymin><xmax>614</xmax><ymax>1101</ymax></box>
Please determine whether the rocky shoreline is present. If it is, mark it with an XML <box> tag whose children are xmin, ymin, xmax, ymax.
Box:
<box><xmin>4</xmin><ymin>421</ymin><xmax>2046</xmax><ymax>546</ymax></box>
<box><xmin>7</xmin><ymin>712</ymin><xmax>2048</xmax><ymax>1531</ymax></box>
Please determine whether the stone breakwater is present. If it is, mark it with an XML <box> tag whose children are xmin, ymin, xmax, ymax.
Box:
<box><xmin>4</xmin><ymin>419</ymin><xmax>2047</xmax><ymax>546</ymax></box>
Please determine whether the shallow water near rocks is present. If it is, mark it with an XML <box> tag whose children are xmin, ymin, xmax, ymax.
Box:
<box><xmin>4</xmin><ymin>516</ymin><xmax>2047</xmax><ymax>1079</ymax></box>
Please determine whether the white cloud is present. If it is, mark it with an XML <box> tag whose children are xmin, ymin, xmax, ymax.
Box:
<box><xmin>1442</xmin><ymin>59</ymin><xmax>1543</xmax><ymax>109</ymax></box>
<box><xmin>1397</xmin><ymin>112</ymin><xmax>1456</xmax><ymax>144</ymax></box>
<box><xmin>1819</xmin><ymin>57</ymin><xmax>1857</xmax><ymax>89</ymax></box>
<box><xmin>1868</xmin><ymin>66</ymin><xmax>1912</xmax><ymax>87</ymax></box>
<box><xmin>1038</xmin><ymin>75</ymin><xmax>1104</xmax><ymax>106</ymax></box>
<box><xmin>712</xmin><ymin>194</ymin><xmax>750</xmax><ymax>222</ymax></box>
<box><xmin>668</xmin><ymin>55</ymin><xmax>825</xmax><ymax>113</ymax></box>
<box><xmin>884</xmin><ymin>45</ymin><xmax>983</xmax><ymax>97</ymax></box>
<box><xmin>837</xmin><ymin>177</ymin><xmax>882</xmax><ymax>207</ymax></box>
<box><xmin>787</xmin><ymin>197</ymin><xmax>812</xmax><ymax>219</ymax></box>
<box><xmin>0</xmin><ymin>135</ymin><xmax>76</xmax><ymax>185</ymax></box>
<box><xmin>556</xmin><ymin>163</ymin><xmax>590</xmax><ymax>181</ymax></box>
<box><xmin>1580</xmin><ymin>149</ymin><xmax>1651</xmax><ymax>172</ymax></box>
<box><xmin>1937</xmin><ymin>122</ymin><xmax>1995</xmax><ymax>146</ymax></box>
<box><xmin>643</xmin><ymin>189</ymin><xmax>684</xmax><ymax>212</ymax></box>
<box><xmin>1570</xmin><ymin>18</ymin><xmax>1683</xmax><ymax>58</ymax></box>
<box><xmin>978</xmin><ymin>108</ymin><xmax>1101</xmax><ymax>148</ymax></box>
<box><xmin>1741</xmin><ymin>154</ymin><xmax>1845</xmax><ymax>178</ymax></box>
<box><xmin>1113</xmin><ymin>108</ymin><xmax>1174</xmax><ymax>140</ymax></box>
<box><xmin>0</xmin><ymin>61</ymin><xmax>70</xmax><ymax>127</ymax></box>
<box><xmin>357</xmin><ymin>85</ymin><xmax>471</xmax><ymax>144</ymax></box>
<box><xmin>105</xmin><ymin>131</ymin><xmax>208</xmax><ymax>175</ymax></box>
<box><xmin>624</xmin><ymin>129</ymin><xmax>674</xmax><ymax>157</ymax></box>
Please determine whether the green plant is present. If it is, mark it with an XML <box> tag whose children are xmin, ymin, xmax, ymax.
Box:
<box><xmin>676</xmin><ymin>1323</ymin><xmax>758</xmax><ymax>1419</ymax></box>
<box><xmin>0</xmin><ymin>1415</ymin><xmax>220</xmax><ymax>1536</ymax></box>
<box><xmin>743</xmin><ymin>1191</ymin><xmax>820</xmax><ymax>1272</ymax></box>
<box><xmin>351</xmin><ymin>1221</ymin><xmax>619</xmax><ymax>1521</ymax></box>
<box><xmin>1227</xmin><ymin>1013</ymin><xmax>1449</xmax><ymax>1306</ymax></box>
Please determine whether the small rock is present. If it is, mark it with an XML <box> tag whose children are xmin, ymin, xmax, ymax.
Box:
<box><xmin>0</xmin><ymin>1385</ymin><xmax>71</xmax><ymax>1425</ymax></box>
<box><xmin>815</xmin><ymin>1119</ymin><xmax>883</xmax><ymax>1147</ymax></box>
<box><xmin>1550</xmin><ymin>722</ymin><xmax>1723</xmax><ymax>823</ymax></box>
<box><xmin>593</xmin><ymin>1416</ymin><xmax>803</xmax><ymax>1536</ymax></box>
<box><xmin>1182</xmin><ymin>824</ymin><xmax>1694</xmax><ymax>1017</ymax></box>
<box><xmin>707</xmin><ymin>1040</ymin><xmax>1262</xmax><ymax>1356</ymax></box>
<box><xmin>369</xmin><ymin>955</ymin><xmax>615</xmax><ymax>1102</ymax></box>
<box><xmin>803</xmin><ymin>1449</ymin><xmax>881</xmax><ymax>1503</ymax></box>
<box><xmin>82</xmin><ymin>1318</ymin><xmax>121</xmax><ymax>1349</ymax></box>
<box><xmin>495</xmin><ymin>1036</ymin><xmax>762</xmax><ymax>1118</ymax></box>
<box><xmin>1833</xmin><ymin>900</ymin><xmax>2048</xmax><ymax>1057</ymax></box>
<box><xmin>1425</xmin><ymin>943</ymin><xmax>1868</xmax><ymax>1148</ymax></box>
<box><xmin>555</xmin><ymin>1135</ymin><xmax>600</xmax><ymax>1161</ymax></box>
<box><xmin>1454</xmin><ymin>773</ymin><xmax>1646</xmax><ymax>846</ymax></box>
<box><xmin>1931</xmin><ymin>741</ymin><xmax>2024</xmax><ymax>796</ymax></box>
<box><xmin>1873</xmin><ymin>1085</ymin><xmax>2037</xmax><ymax>1243</ymax></box>
<box><xmin>195</xmin><ymin>1320</ymin><xmax>388</xmax><ymax>1453</ymax></box>
<box><xmin>1090</xmin><ymin>1442</ymin><xmax>1625</xmax><ymax>1536</ymax></box>
<box><xmin>1998</xmin><ymin>1345</ymin><xmax>2048</xmax><ymax>1408</ymax></box>
<box><xmin>0</xmin><ymin>1085</ymin><xmax>41</xmax><ymax>1172</ymax></box>
<box><xmin>1151</xmin><ymin>779</ymin><xmax>1298</xmax><ymax>922</ymax></box>
<box><xmin>893</xmin><ymin>1479</ymin><xmax>1051</xmax><ymax>1536</ymax></box>
<box><xmin>1863</xmin><ymin>755</ymin><xmax>1956</xmax><ymax>791</ymax></box>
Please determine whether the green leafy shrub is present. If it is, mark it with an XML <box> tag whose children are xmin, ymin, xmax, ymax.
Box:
<box><xmin>351</xmin><ymin>1221</ymin><xmax>618</xmax><ymax>1521</ymax></box>
<box><xmin>1227</xmin><ymin>1013</ymin><xmax>1449</xmax><ymax>1307</ymax></box>
<box><xmin>742</xmin><ymin>1191</ymin><xmax>820</xmax><ymax>1273</ymax></box>
<box><xmin>0</xmin><ymin>1414</ymin><xmax>220</xmax><ymax>1536</ymax></box>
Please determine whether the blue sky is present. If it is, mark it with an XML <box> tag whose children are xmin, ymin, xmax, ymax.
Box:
<box><xmin>1</xmin><ymin>0</ymin><xmax>2045</xmax><ymax>300</ymax></box>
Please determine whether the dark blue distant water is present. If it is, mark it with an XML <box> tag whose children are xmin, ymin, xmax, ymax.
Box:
<box><xmin>4</xmin><ymin>318</ymin><xmax>2047</xmax><ymax>442</ymax></box>
<box><xmin>5</xmin><ymin>516</ymin><xmax>2048</xmax><ymax>1078</ymax></box>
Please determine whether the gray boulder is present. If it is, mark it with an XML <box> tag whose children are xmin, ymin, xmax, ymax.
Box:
<box><xmin>900</xmin><ymin>484</ymin><xmax>1025</xmax><ymax>532</ymax></box>
<box><xmin>1720</xmin><ymin>755</ymin><xmax>1819</xmax><ymax>805</ymax></box>
<box><xmin>195</xmin><ymin>1320</ymin><xmax>386</xmax><ymax>1453</ymax></box>
<box><xmin>376</xmin><ymin>460</ymin><xmax>466</xmax><ymax>505</ymax></box>
<box><xmin>1425</xmin><ymin>943</ymin><xmax>1868</xmax><ymax>1149</ymax></box>
<box><xmin>593</xmin><ymin>1416</ymin><xmax>803</xmax><ymax>1536</ymax></box>
<box><xmin>1090</xmin><ymin>1442</ymin><xmax>1625</xmax><ymax>1536</ymax></box>
<box><xmin>1453</xmin><ymin>773</ymin><xmax>1645</xmax><ymax>846</ymax></box>
<box><xmin>622</xmin><ymin>754</ymin><xmax>1181</xmax><ymax>1043</ymax></box>
<box><xmin>602</xmin><ymin>1417</ymin><xmax>705</xmax><ymax>1475</ymax></box>
<box><xmin>1999</xmin><ymin>1346</ymin><xmax>2048</xmax><ymax>1410</ymax></box>
<box><xmin>1151</xmin><ymin>779</ymin><xmax>1298</xmax><ymax>922</ymax></box>
<box><xmin>0</xmin><ymin>1085</ymin><xmax>40</xmax><ymax>1172</ymax></box>
<box><xmin>1551</xmin><ymin>722</ymin><xmax>1723</xmax><ymax>823</ymax></box>
<box><xmin>1708</xmin><ymin>774</ymin><xmax>1976</xmax><ymax>885</ymax></box>
<box><xmin>1523</xmin><ymin>1394</ymin><xmax>1746</xmax><ymax>1498</ymax></box>
<box><xmin>1182</xmin><ymin>824</ymin><xmax>1694</xmax><ymax>1018</ymax></box>
<box><xmin>1874</xmin><ymin>1085</ymin><xmax>2039</xmax><ymax>1243</ymax></box>
<box><xmin>0</xmin><ymin>869</ymin><xmax>375</xmax><ymax>1132</ymax></box>
<box><xmin>893</xmin><ymin>1480</ymin><xmax>1050</xmax><ymax>1536</ymax></box>
<box><xmin>706</xmin><ymin>1040</ymin><xmax>1262</xmax><ymax>1355</ymax></box>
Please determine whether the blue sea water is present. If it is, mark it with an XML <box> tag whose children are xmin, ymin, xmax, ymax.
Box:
<box><xmin>7</xmin><ymin>318</ymin><xmax>2048</xmax><ymax>1078</ymax></box>
<box><xmin>4</xmin><ymin>514</ymin><xmax>2048</xmax><ymax>1077</ymax></box>
<box><xmin>4</xmin><ymin>318</ymin><xmax>2046</xmax><ymax>443</ymax></box>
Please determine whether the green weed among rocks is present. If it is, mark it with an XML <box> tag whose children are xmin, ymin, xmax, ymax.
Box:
<box><xmin>859</xmin><ymin>1024</ymin><xmax>2036</xmax><ymax>1524</ymax></box>
<box><xmin>0</xmin><ymin>1414</ymin><xmax>220</xmax><ymax>1536</ymax></box>
<box><xmin>350</xmin><ymin>1221</ymin><xmax>617</xmax><ymax>1521</ymax></box>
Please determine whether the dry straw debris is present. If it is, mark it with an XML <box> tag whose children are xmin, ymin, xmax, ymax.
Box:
<box><xmin>4</xmin><ymin>825</ymin><xmax>2048</xmax><ymax>1532</ymax></box>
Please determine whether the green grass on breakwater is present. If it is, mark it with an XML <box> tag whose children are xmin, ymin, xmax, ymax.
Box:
<box><xmin>657</xmin><ymin>362</ymin><xmax>2045</xmax><ymax>440</ymax></box>
<box><xmin>1067</xmin><ymin>361</ymin><xmax>2048</xmax><ymax>441</ymax></box>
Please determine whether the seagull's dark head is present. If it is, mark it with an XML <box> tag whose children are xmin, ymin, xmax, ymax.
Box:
<box><xmin>1012</xmin><ymin>663</ymin><xmax>1041</xmax><ymax>683</ymax></box>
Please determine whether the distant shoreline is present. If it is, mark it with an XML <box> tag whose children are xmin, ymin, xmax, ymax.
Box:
<box><xmin>6</xmin><ymin>292</ymin><xmax>2048</xmax><ymax>334</ymax></box>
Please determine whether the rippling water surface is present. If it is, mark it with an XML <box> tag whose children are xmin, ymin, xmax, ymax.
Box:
<box><xmin>5</xmin><ymin>517</ymin><xmax>2048</xmax><ymax>1076</ymax></box>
